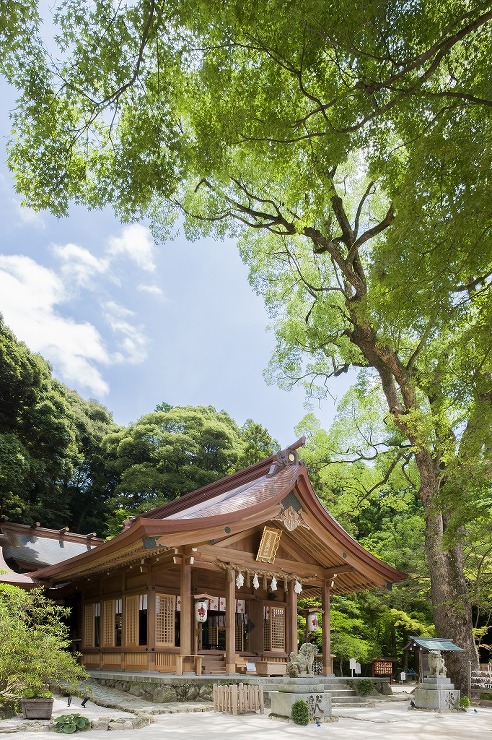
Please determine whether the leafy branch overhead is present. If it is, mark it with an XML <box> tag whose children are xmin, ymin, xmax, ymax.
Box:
<box><xmin>2</xmin><ymin>0</ymin><xmax>491</xmax><ymax>693</ymax></box>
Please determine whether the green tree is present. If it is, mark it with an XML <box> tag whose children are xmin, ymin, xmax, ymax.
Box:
<box><xmin>4</xmin><ymin>1</ymin><xmax>491</xmax><ymax>690</ymax></box>
<box><xmin>0</xmin><ymin>434</ymin><xmax>32</xmax><ymax>522</ymax></box>
<box><xmin>103</xmin><ymin>404</ymin><xmax>263</xmax><ymax>534</ymax></box>
<box><xmin>236</xmin><ymin>419</ymin><xmax>278</xmax><ymax>469</ymax></box>
<box><xmin>0</xmin><ymin>319</ymin><xmax>79</xmax><ymax>526</ymax></box>
<box><xmin>0</xmin><ymin>319</ymin><xmax>118</xmax><ymax>533</ymax></box>
<box><xmin>59</xmin><ymin>392</ymin><xmax>119</xmax><ymax>535</ymax></box>
<box><xmin>0</xmin><ymin>585</ymin><xmax>88</xmax><ymax>706</ymax></box>
<box><xmin>329</xmin><ymin>597</ymin><xmax>379</xmax><ymax>676</ymax></box>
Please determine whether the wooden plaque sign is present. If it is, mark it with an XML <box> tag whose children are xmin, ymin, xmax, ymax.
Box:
<box><xmin>372</xmin><ymin>659</ymin><xmax>394</xmax><ymax>676</ymax></box>
<box><xmin>256</xmin><ymin>526</ymin><xmax>282</xmax><ymax>563</ymax></box>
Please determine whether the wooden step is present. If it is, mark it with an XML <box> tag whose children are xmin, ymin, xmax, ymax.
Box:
<box><xmin>201</xmin><ymin>655</ymin><xmax>227</xmax><ymax>675</ymax></box>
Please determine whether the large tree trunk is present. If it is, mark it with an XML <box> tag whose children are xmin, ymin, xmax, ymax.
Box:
<box><xmin>355</xmin><ymin>325</ymin><xmax>478</xmax><ymax>692</ymax></box>
<box><xmin>418</xmin><ymin>456</ymin><xmax>478</xmax><ymax>692</ymax></box>
<box><xmin>326</xmin><ymin>192</ymin><xmax>480</xmax><ymax>694</ymax></box>
<box><xmin>424</xmin><ymin>511</ymin><xmax>478</xmax><ymax>691</ymax></box>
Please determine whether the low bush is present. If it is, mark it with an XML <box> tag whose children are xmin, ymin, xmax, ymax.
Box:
<box><xmin>291</xmin><ymin>699</ymin><xmax>309</xmax><ymax>725</ymax></box>
<box><xmin>0</xmin><ymin>585</ymin><xmax>88</xmax><ymax>705</ymax></box>
<box><xmin>351</xmin><ymin>679</ymin><xmax>374</xmax><ymax>696</ymax></box>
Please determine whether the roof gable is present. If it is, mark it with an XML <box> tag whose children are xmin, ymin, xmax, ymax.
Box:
<box><xmin>20</xmin><ymin>440</ymin><xmax>407</xmax><ymax>593</ymax></box>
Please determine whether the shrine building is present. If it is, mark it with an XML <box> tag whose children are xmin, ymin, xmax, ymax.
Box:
<box><xmin>1</xmin><ymin>439</ymin><xmax>406</xmax><ymax>676</ymax></box>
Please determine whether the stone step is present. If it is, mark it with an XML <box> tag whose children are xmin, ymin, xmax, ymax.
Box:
<box><xmin>331</xmin><ymin>696</ymin><xmax>366</xmax><ymax>706</ymax></box>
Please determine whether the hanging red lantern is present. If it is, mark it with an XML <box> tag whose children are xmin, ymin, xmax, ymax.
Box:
<box><xmin>307</xmin><ymin>612</ymin><xmax>319</xmax><ymax>631</ymax></box>
<box><xmin>195</xmin><ymin>600</ymin><xmax>208</xmax><ymax>623</ymax></box>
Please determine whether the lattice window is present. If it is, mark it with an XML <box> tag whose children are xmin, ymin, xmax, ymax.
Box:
<box><xmin>125</xmin><ymin>595</ymin><xmax>139</xmax><ymax>647</ymax></box>
<box><xmin>83</xmin><ymin>603</ymin><xmax>95</xmax><ymax>648</ymax></box>
<box><xmin>235</xmin><ymin>614</ymin><xmax>245</xmax><ymax>651</ymax></box>
<box><xmin>102</xmin><ymin>600</ymin><xmax>115</xmax><ymax>647</ymax></box>
<box><xmin>209</xmin><ymin>617</ymin><xmax>218</xmax><ymax>648</ymax></box>
<box><xmin>263</xmin><ymin>605</ymin><xmax>285</xmax><ymax>652</ymax></box>
<box><xmin>263</xmin><ymin>606</ymin><xmax>270</xmax><ymax>650</ymax></box>
<box><xmin>270</xmin><ymin>607</ymin><xmax>285</xmax><ymax>651</ymax></box>
<box><xmin>155</xmin><ymin>594</ymin><xmax>175</xmax><ymax>647</ymax></box>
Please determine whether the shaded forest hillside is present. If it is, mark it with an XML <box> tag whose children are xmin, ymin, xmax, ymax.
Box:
<box><xmin>0</xmin><ymin>318</ymin><xmax>277</xmax><ymax>536</ymax></box>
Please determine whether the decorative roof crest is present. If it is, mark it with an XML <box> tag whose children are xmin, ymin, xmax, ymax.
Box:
<box><xmin>273</xmin><ymin>505</ymin><xmax>310</xmax><ymax>532</ymax></box>
<box><xmin>266</xmin><ymin>441</ymin><xmax>304</xmax><ymax>478</ymax></box>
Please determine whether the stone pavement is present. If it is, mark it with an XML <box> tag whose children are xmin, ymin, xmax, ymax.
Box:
<box><xmin>0</xmin><ymin>683</ymin><xmax>491</xmax><ymax>739</ymax></box>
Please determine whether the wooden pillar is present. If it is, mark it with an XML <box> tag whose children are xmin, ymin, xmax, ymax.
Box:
<box><xmin>180</xmin><ymin>556</ymin><xmax>192</xmax><ymax>656</ymax></box>
<box><xmin>287</xmin><ymin>580</ymin><xmax>298</xmax><ymax>655</ymax></box>
<box><xmin>120</xmin><ymin>572</ymin><xmax>126</xmax><ymax>670</ymax></box>
<box><xmin>322</xmin><ymin>580</ymin><xmax>333</xmax><ymax>676</ymax></box>
<box><xmin>225</xmin><ymin>568</ymin><xmax>236</xmax><ymax>673</ymax></box>
<box><xmin>147</xmin><ymin>583</ymin><xmax>156</xmax><ymax>671</ymax></box>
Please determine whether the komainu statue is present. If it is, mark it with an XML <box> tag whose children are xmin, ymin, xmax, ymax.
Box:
<box><xmin>427</xmin><ymin>650</ymin><xmax>447</xmax><ymax>678</ymax></box>
<box><xmin>287</xmin><ymin>642</ymin><xmax>319</xmax><ymax>677</ymax></box>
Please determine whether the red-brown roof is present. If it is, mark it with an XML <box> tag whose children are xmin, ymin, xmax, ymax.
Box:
<box><xmin>21</xmin><ymin>440</ymin><xmax>407</xmax><ymax>592</ymax></box>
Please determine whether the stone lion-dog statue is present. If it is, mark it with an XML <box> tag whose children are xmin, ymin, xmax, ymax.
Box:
<box><xmin>287</xmin><ymin>642</ymin><xmax>319</xmax><ymax>677</ymax></box>
<box><xmin>427</xmin><ymin>650</ymin><xmax>447</xmax><ymax>678</ymax></box>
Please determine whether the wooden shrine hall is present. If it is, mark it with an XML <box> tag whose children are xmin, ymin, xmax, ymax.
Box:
<box><xmin>18</xmin><ymin>439</ymin><xmax>406</xmax><ymax>676</ymax></box>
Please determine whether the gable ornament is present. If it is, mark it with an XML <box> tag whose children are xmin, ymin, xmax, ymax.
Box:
<box><xmin>273</xmin><ymin>505</ymin><xmax>310</xmax><ymax>532</ymax></box>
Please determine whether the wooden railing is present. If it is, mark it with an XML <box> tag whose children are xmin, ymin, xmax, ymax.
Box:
<box><xmin>213</xmin><ymin>682</ymin><xmax>264</xmax><ymax>715</ymax></box>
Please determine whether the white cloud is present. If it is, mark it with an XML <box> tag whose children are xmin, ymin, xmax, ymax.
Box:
<box><xmin>102</xmin><ymin>300</ymin><xmax>135</xmax><ymax>319</ymax></box>
<box><xmin>102</xmin><ymin>301</ymin><xmax>148</xmax><ymax>365</ymax></box>
<box><xmin>106</xmin><ymin>224</ymin><xmax>157</xmax><ymax>272</ymax></box>
<box><xmin>52</xmin><ymin>242</ymin><xmax>110</xmax><ymax>288</ymax></box>
<box><xmin>12</xmin><ymin>199</ymin><xmax>46</xmax><ymax>230</ymax></box>
<box><xmin>137</xmin><ymin>283</ymin><xmax>164</xmax><ymax>296</ymax></box>
<box><xmin>0</xmin><ymin>255</ymin><xmax>110</xmax><ymax>396</ymax></box>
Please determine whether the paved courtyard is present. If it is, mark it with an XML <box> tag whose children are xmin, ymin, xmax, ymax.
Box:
<box><xmin>0</xmin><ymin>690</ymin><xmax>491</xmax><ymax>739</ymax></box>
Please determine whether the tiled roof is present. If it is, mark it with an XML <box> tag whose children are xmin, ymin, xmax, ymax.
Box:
<box><xmin>141</xmin><ymin>438</ymin><xmax>306</xmax><ymax>521</ymax></box>
<box><xmin>406</xmin><ymin>637</ymin><xmax>464</xmax><ymax>652</ymax></box>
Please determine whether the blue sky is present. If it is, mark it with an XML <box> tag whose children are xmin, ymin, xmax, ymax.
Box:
<box><xmin>0</xmin><ymin>80</ymin><xmax>349</xmax><ymax>446</ymax></box>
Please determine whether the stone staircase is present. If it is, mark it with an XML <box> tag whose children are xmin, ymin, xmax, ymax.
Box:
<box><xmin>259</xmin><ymin>676</ymin><xmax>369</xmax><ymax>707</ymax></box>
<box><xmin>322</xmin><ymin>680</ymin><xmax>362</xmax><ymax>706</ymax></box>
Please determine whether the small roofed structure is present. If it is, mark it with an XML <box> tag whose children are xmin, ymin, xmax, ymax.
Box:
<box><xmin>16</xmin><ymin>439</ymin><xmax>407</xmax><ymax>676</ymax></box>
<box><xmin>0</xmin><ymin>523</ymin><xmax>103</xmax><ymax>588</ymax></box>
<box><xmin>0</xmin><ymin>522</ymin><xmax>103</xmax><ymax>573</ymax></box>
<box><xmin>404</xmin><ymin>636</ymin><xmax>464</xmax><ymax>682</ymax></box>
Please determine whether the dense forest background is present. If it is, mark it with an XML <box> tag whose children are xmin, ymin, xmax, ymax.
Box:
<box><xmin>1</xmin><ymin>315</ymin><xmax>489</xmax><ymax>673</ymax></box>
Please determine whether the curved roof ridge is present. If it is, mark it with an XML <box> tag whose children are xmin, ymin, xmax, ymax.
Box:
<box><xmin>136</xmin><ymin>437</ymin><xmax>306</xmax><ymax>522</ymax></box>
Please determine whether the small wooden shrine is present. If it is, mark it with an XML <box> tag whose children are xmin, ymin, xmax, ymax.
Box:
<box><xmin>15</xmin><ymin>439</ymin><xmax>406</xmax><ymax>675</ymax></box>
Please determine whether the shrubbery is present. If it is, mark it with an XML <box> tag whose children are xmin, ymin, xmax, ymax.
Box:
<box><xmin>0</xmin><ymin>585</ymin><xmax>88</xmax><ymax>711</ymax></box>
<box><xmin>54</xmin><ymin>713</ymin><xmax>91</xmax><ymax>733</ymax></box>
<box><xmin>350</xmin><ymin>678</ymin><xmax>374</xmax><ymax>696</ymax></box>
<box><xmin>291</xmin><ymin>699</ymin><xmax>309</xmax><ymax>725</ymax></box>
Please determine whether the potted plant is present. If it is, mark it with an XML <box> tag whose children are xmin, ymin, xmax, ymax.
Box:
<box><xmin>20</xmin><ymin>685</ymin><xmax>55</xmax><ymax>720</ymax></box>
<box><xmin>0</xmin><ymin>585</ymin><xmax>89</xmax><ymax>719</ymax></box>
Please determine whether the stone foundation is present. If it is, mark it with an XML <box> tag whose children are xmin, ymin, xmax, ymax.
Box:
<box><xmin>95</xmin><ymin>677</ymin><xmax>213</xmax><ymax>704</ymax></box>
<box><xmin>414</xmin><ymin>677</ymin><xmax>459</xmax><ymax>711</ymax></box>
<box><xmin>269</xmin><ymin>679</ymin><xmax>331</xmax><ymax>722</ymax></box>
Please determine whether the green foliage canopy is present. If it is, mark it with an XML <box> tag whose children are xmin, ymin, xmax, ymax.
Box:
<box><xmin>104</xmin><ymin>404</ymin><xmax>277</xmax><ymax>534</ymax></box>
<box><xmin>3</xmin><ymin>0</ymin><xmax>491</xmax><ymax>687</ymax></box>
<box><xmin>0</xmin><ymin>318</ymin><xmax>117</xmax><ymax>532</ymax></box>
